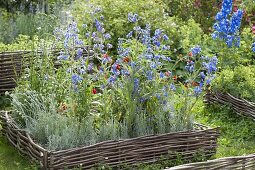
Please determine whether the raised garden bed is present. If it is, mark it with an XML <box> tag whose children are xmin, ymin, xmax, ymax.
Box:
<box><xmin>205</xmin><ymin>92</ymin><xmax>255</xmax><ymax>120</ymax></box>
<box><xmin>0</xmin><ymin>111</ymin><xmax>220</xmax><ymax>169</ymax></box>
<box><xmin>166</xmin><ymin>153</ymin><xmax>255</xmax><ymax>170</ymax></box>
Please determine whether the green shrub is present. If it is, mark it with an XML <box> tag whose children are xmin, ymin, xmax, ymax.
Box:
<box><xmin>212</xmin><ymin>65</ymin><xmax>255</xmax><ymax>102</ymax></box>
<box><xmin>72</xmin><ymin>0</ymin><xmax>204</xmax><ymax>55</ymax></box>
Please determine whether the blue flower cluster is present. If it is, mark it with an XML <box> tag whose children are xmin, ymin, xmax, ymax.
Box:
<box><xmin>128</xmin><ymin>13</ymin><xmax>138</xmax><ymax>23</ymax></box>
<box><xmin>252</xmin><ymin>42</ymin><xmax>255</xmax><ymax>52</ymax></box>
<box><xmin>212</xmin><ymin>0</ymin><xmax>243</xmax><ymax>47</ymax></box>
<box><xmin>191</xmin><ymin>46</ymin><xmax>201</xmax><ymax>56</ymax></box>
<box><xmin>184</xmin><ymin>47</ymin><xmax>218</xmax><ymax>96</ymax></box>
<box><xmin>85</xmin><ymin>9</ymin><xmax>113</xmax><ymax>55</ymax></box>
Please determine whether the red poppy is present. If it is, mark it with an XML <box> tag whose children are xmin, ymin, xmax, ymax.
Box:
<box><xmin>188</xmin><ymin>52</ymin><xmax>193</xmax><ymax>57</ymax></box>
<box><xmin>92</xmin><ymin>88</ymin><xmax>97</xmax><ymax>94</ymax></box>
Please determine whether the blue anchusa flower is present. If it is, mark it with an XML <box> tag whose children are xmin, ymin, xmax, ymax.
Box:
<box><xmin>107</xmin><ymin>75</ymin><xmax>117</xmax><ymax>84</ymax></box>
<box><xmin>150</xmin><ymin>62</ymin><xmax>157</xmax><ymax>69</ymax></box>
<box><xmin>146</xmin><ymin>70</ymin><xmax>154</xmax><ymax>81</ymax></box>
<box><xmin>185</xmin><ymin>61</ymin><xmax>195</xmax><ymax>73</ymax></box>
<box><xmin>203</xmin><ymin>56</ymin><xmax>218</xmax><ymax>74</ymax></box>
<box><xmin>75</xmin><ymin>48</ymin><xmax>83</xmax><ymax>60</ymax></box>
<box><xmin>103</xmin><ymin>33</ymin><xmax>111</xmax><ymax>39</ymax></box>
<box><xmin>200</xmin><ymin>71</ymin><xmax>206</xmax><ymax>80</ymax></box>
<box><xmin>162</xmin><ymin>45</ymin><xmax>170</xmax><ymax>50</ymax></box>
<box><xmin>57</xmin><ymin>53</ymin><xmax>69</xmax><ymax>60</ymax></box>
<box><xmin>252</xmin><ymin>42</ymin><xmax>255</xmax><ymax>52</ymax></box>
<box><xmin>126</xmin><ymin>31</ymin><xmax>133</xmax><ymax>38</ymax></box>
<box><xmin>107</xmin><ymin>43</ymin><xmax>113</xmax><ymax>49</ymax></box>
<box><xmin>87</xmin><ymin>63</ymin><xmax>94</xmax><ymax>72</ymax></box>
<box><xmin>194</xmin><ymin>86</ymin><xmax>202</xmax><ymax>96</ymax></box>
<box><xmin>63</xmin><ymin>21</ymin><xmax>84</xmax><ymax>49</ymax></box>
<box><xmin>72</xmin><ymin>74</ymin><xmax>83</xmax><ymax>85</ymax></box>
<box><xmin>191</xmin><ymin>46</ymin><xmax>201</xmax><ymax>56</ymax></box>
<box><xmin>159</xmin><ymin>72</ymin><xmax>165</xmax><ymax>78</ymax></box>
<box><xmin>132</xmin><ymin>78</ymin><xmax>140</xmax><ymax>95</ymax></box>
<box><xmin>163</xmin><ymin>34</ymin><xmax>169</xmax><ymax>41</ymax></box>
<box><xmin>95</xmin><ymin>19</ymin><xmax>105</xmax><ymax>33</ymax></box>
<box><xmin>170</xmin><ymin>83</ymin><xmax>176</xmax><ymax>91</ymax></box>
<box><xmin>128</xmin><ymin>13</ymin><xmax>138</xmax><ymax>23</ymax></box>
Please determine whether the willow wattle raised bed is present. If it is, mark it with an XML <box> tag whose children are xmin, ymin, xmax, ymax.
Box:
<box><xmin>0</xmin><ymin>111</ymin><xmax>220</xmax><ymax>169</ymax></box>
<box><xmin>205</xmin><ymin>92</ymin><xmax>255</xmax><ymax>120</ymax></box>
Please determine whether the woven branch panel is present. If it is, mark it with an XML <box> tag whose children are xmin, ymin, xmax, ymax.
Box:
<box><xmin>0</xmin><ymin>49</ymin><xmax>90</xmax><ymax>95</ymax></box>
<box><xmin>205</xmin><ymin>92</ymin><xmax>255</xmax><ymax>120</ymax></box>
<box><xmin>166</xmin><ymin>154</ymin><xmax>255</xmax><ymax>170</ymax></box>
<box><xmin>0</xmin><ymin>111</ymin><xmax>219</xmax><ymax>169</ymax></box>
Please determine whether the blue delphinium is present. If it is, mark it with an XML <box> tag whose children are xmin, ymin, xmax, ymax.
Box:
<box><xmin>212</xmin><ymin>0</ymin><xmax>243</xmax><ymax>48</ymax></box>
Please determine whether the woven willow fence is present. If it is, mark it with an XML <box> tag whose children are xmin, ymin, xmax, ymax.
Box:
<box><xmin>0</xmin><ymin>111</ymin><xmax>220</xmax><ymax>169</ymax></box>
<box><xmin>205</xmin><ymin>92</ymin><xmax>255</xmax><ymax>120</ymax></box>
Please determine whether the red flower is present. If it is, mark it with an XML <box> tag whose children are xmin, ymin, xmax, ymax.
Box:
<box><xmin>188</xmin><ymin>52</ymin><xmax>193</xmax><ymax>57</ymax></box>
<box><xmin>116</xmin><ymin>64</ymin><xmax>121</xmax><ymax>70</ymax></box>
<box><xmin>92</xmin><ymin>88</ymin><xmax>97</xmax><ymax>94</ymax></box>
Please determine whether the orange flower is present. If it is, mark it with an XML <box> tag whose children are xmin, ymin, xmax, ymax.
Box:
<box><xmin>191</xmin><ymin>81</ymin><xmax>199</xmax><ymax>87</ymax></box>
<box><xmin>173</xmin><ymin>75</ymin><xmax>178</xmax><ymax>81</ymax></box>
<box><xmin>123</xmin><ymin>57</ymin><xmax>130</xmax><ymax>63</ymax></box>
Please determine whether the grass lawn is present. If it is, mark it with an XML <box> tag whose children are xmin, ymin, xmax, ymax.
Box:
<box><xmin>195</xmin><ymin>103</ymin><xmax>255</xmax><ymax>158</ymax></box>
<box><xmin>0</xmin><ymin>133</ymin><xmax>37</xmax><ymax>170</ymax></box>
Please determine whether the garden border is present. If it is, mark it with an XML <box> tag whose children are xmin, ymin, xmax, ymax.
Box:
<box><xmin>0</xmin><ymin>111</ymin><xmax>219</xmax><ymax>169</ymax></box>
